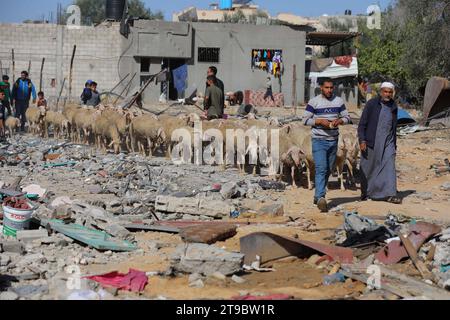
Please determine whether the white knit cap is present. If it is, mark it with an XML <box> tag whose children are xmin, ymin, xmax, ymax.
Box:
<box><xmin>380</xmin><ymin>82</ymin><xmax>395</xmax><ymax>90</ymax></box>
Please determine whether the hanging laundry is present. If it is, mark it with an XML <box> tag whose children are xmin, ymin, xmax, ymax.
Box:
<box><xmin>172</xmin><ymin>64</ymin><xmax>188</xmax><ymax>96</ymax></box>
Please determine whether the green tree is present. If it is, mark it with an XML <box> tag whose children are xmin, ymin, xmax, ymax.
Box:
<box><xmin>356</xmin><ymin>0</ymin><xmax>450</xmax><ymax>100</ymax></box>
<box><xmin>72</xmin><ymin>0</ymin><xmax>164</xmax><ymax>25</ymax></box>
<box><xmin>223</xmin><ymin>9</ymin><xmax>247</xmax><ymax>23</ymax></box>
<box><xmin>395</xmin><ymin>0</ymin><xmax>450</xmax><ymax>96</ymax></box>
<box><xmin>248</xmin><ymin>10</ymin><xmax>269</xmax><ymax>24</ymax></box>
<box><xmin>356</xmin><ymin>10</ymin><xmax>407</xmax><ymax>87</ymax></box>
<box><xmin>127</xmin><ymin>0</ymin><xmax>163</xmax><ymax>20</ymax></box>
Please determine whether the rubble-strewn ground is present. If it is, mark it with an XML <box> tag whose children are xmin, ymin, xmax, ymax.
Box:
<box><xmin>0</xmin><ymin>105</ymin><xmax>449</xmax><ymax>300</ymax></box>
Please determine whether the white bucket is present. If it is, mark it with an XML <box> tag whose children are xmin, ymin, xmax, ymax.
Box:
<box><xmin>2</xmin><ymin>203</ymin><xmax>35</xmax><ymax>237</ymax></box>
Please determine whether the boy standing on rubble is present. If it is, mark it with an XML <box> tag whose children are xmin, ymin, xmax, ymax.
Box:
<box><xmin>80</xmin><ymin>80</ymin><xmax>93</xmax><ymax>105</ymax></box>
<box><xmin>86</xmin><ymin>81</ymin><xmax>101</xmax><ymax>106</ymax></box>
<box><xmin>37</xmin><ymin>91</ymin><xmax>47</xmax><ymax>108</ymax></box>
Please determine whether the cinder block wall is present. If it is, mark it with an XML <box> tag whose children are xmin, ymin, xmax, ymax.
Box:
<box><xmin>0</xmin><ymin>23</ymin><xmax>122</xmax><ymax>105</ymax></box>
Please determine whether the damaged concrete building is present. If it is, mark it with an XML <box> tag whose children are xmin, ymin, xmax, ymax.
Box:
<box><xmin>0</xmin><ymin>19</ymin><xmax>306</xmax><ymax>106</ymax></box>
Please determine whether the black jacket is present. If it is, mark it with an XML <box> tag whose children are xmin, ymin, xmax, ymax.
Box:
<box><xmin>358</xmin><ymin>96</ymin><xmax>398</xmax><ymax>149</ymax></box>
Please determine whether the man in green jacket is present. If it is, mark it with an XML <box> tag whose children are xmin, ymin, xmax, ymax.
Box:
<box><xmin>203</xmin><ymin>75</ymin><xmax>224</xmax><ymax>120</ymax></box>
<box><xmin>0</xmin><ymin>75</ymin><xmax>12</xmax><ymax>116</ymax></box>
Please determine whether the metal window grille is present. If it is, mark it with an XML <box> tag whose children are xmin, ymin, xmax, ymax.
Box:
<box><xmin>198</xmin><ymin>47</ymin><xmax>220</xmax><ymax>63</ymax></box>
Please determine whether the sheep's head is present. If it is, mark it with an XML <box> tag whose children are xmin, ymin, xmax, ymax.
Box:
<box><xmin>14</xmin><ymin>118</ymin><xmax>21</xmax><ymax>128</ymax></box>
<box><xmin>268</xmin><ymin>117</ymin><xmax>279</xmax><ymax>126</ymax></box>
<box><xmin>187</xmin><ymin>113</ymin><xmax>200</xmax><ymax>127</ymax></box>
<box><xmin>290</xmin><ymin>147</ymin><xmax>306</xmax><ymax>167</ymax></box>
<box><xmin>247</xmin><ymin>113</ymin><xmax>257</xmax><ymax>120</ymax></box>
<box><xmin>38</xmin><ymin>106</ymin><xmax>47</xmax><ymax>116</ymax></box>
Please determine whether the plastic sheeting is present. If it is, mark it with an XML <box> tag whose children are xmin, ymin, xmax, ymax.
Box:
<box><xmin>307</xmin><ymin>57</ymin><xmax>358</xmax><ymax>79</ymax></box>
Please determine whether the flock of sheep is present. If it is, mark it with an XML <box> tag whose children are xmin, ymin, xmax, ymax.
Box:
<box><xmin>4</xmin><ymin>103</ymin><xmax>360</xmax><ymax>190</ymax></box>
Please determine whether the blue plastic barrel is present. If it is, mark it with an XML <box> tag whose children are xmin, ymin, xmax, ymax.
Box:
<box><xmin>220</xmin><ymin>0</ymin><xmax>233</xmax><ymax>10</ymax></box>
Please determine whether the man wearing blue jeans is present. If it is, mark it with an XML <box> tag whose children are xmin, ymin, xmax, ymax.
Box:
<box><xmin>303</xmin><ymin>78</ymin><xmax>351</xmax><ymax>212</ymax></box>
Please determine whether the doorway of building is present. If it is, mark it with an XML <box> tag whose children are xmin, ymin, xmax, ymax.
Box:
<box><xmin>161</xmin><ymin>58</ymin><xmax>187</xmax><ymax>101</ymax></box>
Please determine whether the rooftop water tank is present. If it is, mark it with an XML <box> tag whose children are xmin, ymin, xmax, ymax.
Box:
<box><xmin>219</xmin><ymin>0</ymin><xmax>233</xmax><ymax>10</ymax></box>
<box><xmin>106</xmin><ymin>0</ymin><xmax>126</xmax><ymax>21</ymax></box>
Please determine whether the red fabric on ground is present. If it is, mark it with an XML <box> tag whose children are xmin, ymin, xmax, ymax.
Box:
<box><xmin>232</xmin><ymin>294</ymin><xmax>292</xmax><ymax>300</ymax></box>
<box><xmin>86</xmin><ymin>269</ymin><xmax>148</xmax><ymax>292</ymax></box>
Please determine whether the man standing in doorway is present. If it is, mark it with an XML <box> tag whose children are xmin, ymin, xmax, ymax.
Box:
<box><xmin>203</xmin><ymin>75</ymin><xmax>224</xmax><ymax>120</ymax></box>
<box><xmin>358</xmin><ymin>82</ymin><xmax>401</xmax><ymax>204</ymax></box>
<box><xmin>12</xmin><ymin>71</ymin><xmax>36</xmax><ymax>132</ymax></box>
<box><xmin>302</xmin><ymin>78</ymin><xmax>352</xmax><ymax>212</ymax></box>
<box><xmin>205</xmin><ymin>66</ymin><xmax>224</xmax><ymax>102</ymax></box>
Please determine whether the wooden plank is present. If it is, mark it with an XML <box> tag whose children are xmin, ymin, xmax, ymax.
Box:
<box><xmin>68</xmin><ymin>45</ymin><xmax>76</xmax><ymax>99</ymax></box>
<box><xmin>39</xmin><ymin>57</ymin><xmax>45</xmax><ymax>92</ymax></box>
<box><xmin>399</xmin><ymin>233</ymin><xmax>434</xmax><ymax>280</ymax></box>
<box><xmin>341</xmin><ymin>264</ymin><xmax>450</xmax><ymax>300</ymax></box>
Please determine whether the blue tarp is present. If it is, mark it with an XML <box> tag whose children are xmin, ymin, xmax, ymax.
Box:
<box><xmin>397</xmin><ymin>107</ymin><xmax>416</xmax><ymax>125</ymax></box>
<box><xmin>172</xmin><ymin>64</ymin><xmax>188</xmax><ymax>96</ymax></box>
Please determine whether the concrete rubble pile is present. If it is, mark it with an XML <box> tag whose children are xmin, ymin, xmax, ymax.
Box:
<box><xmin>0</xmin><ymin>135</ymin><xmax>287</xmax><ymax>300</ymax></box>
<box><xmin>1</xmin><ymin>132</ymin><xmax>449</xmax><ymax>300</ymax></box>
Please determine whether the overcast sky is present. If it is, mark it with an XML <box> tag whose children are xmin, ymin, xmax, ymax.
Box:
<box><xmin>0</xmin><ymin>0</ymin><xmax>393</xmax><ymax>23</ymax></box>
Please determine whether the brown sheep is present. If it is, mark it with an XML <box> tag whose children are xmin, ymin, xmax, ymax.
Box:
<box><xmin>25</xmin><ymin>107</ymin><xmax>45</xmax><ymax>135</ymax></box>
<box><xmin>5</xmin><ymin>117</ymin><xmax>20</xmax><ymax>138</ymax></box>
<box><xmin>129</xmin><ymin>115</ymin><xmax>166</xmax><ymax>157</ymax></box>
<box><xmin>158</xmin><ymin>114</ymin><xmax>191</xmax><ymax>158</ymax></box>
<box><xmin>278</xmin><ymin>135</ymin><xmax>306</xmax><ymax>188</ymax></box>
<box><xmin>72</xmin><ymin>108</ymin><xmax>101</xmax><ymax>144</ymax></box>
<box><xmin>92</xmin><ymin>114</ymin><xmax>121</xmax><ymax>154</ymax></box>
<box><xmin>63</xmin><ymin>104</ymin><xmax>82</xmax><ymax>140</ymax></box>
<box><xmin>45</xmin><ymin>111</ymin><xmax>69</xmax><ymax>140</ymax></box>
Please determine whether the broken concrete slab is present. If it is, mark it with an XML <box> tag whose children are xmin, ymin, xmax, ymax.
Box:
<box><xmin>188</xmin><ymin>273</ymin><xmax>204</xmax><ymax>284</ymax></box>
<box><xmin>231</xmin><ymin>275</ymin><xmax>246</xmax><ymax>284</ymax></box>
<box><xmin>220</xmin><ymin>182</ymin><xmax>238</xmax><ymax>199</ymax></box>
<box><xmin>0</xmin><ymin>241</ymin><xmax>25</xmax><ymax>254</ymax></box>
<box><xmin>22</xmin><ymin>184</ymin><xmax>47</xmax><ymax>198</ymax></box>
<box><xmin>210</xmin><ymin>271</ymin><xmax>226</xmax><ymax>281</ymax></box>
<box><xmin>16</xmin><ymin>253</ymin><xmax>47</xmax><ymax>267</ymax></box>
<box><xmin>171</xmin><ymin>243</ymin><xmax>244</xmax><ymax>276</ymax></box>
<box><xmin>13</xmin><ymin>284</ymin><xmax>49</xmax><ymax>299</ymax></box>
<box><xmin>0</xmin><ymin>291</ymin><xmax>19</xmax><ymax>300</ymax></box>
<box><xmin>413</xmin><ymin>192</ymin><xmax>433</xmax><ymax>200</ymax></box>
<box><xmin>240</xmin><ymin>232</ymin><xmax>354</xmax><ymax>265</ymax></box>
<box><xmin>179</xmin><ymin>224</ymin><xmax>237</xmax><ymax>244</ymax></box>
<box><xmin>189</xmin><ymin>279</ymin><xmax>205</xmax><ymax>288</ymax></box>
<box><xmin>259</xmin><ymin>203</ymin><xmax>284</xmax><ymax>217</ymax></box>
<box><xmin>87</xmin><ymin>185</ymin><xmax>103</xmax><ymax>194</ymax></box>
<box><xmin>50</xmin><ymin>196</ymin><xmax>73</xmax><ymax>208</ymax></box>
<box><xmin>16</xmin><ymin>229</ymin><xmax>49</xmax><ymax>243</ymax></box>
<box><xmin>155</xmin><ymin>195</ymin><xmax>233</xmax><ymax>218</ymax></box>
<box><xmin>0</xmin><ymin>253</ymin><xmax>11</xmax><ymax>266</ymax></box>
<box><xmin>104</xmin><ymin>224</ymin><xmax>135</xmax><ymax>242</ymax></box>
